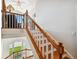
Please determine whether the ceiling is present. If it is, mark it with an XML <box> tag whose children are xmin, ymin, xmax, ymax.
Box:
<box><xmin>5</xmin><ymin>0</ymin><xmax>38</xmax><ymax>13</ymax></box>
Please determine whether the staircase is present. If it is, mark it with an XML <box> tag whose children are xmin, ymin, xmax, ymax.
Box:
<box><xmin>2</xmin><ymin>10</ymin><xmax>73</xmax><ymax>59</ymax></box>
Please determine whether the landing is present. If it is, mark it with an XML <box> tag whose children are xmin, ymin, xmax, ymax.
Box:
<box><xmin>1</xmin><ymin>29</ymin><xmax>27</xmax><ymax>39</ymax></box>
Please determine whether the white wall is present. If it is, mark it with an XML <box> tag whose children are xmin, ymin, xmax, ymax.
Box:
<box><xmin>35</xmin><ymin>0</ymin><xmax>77</xmax><ymax>59</ymax></box>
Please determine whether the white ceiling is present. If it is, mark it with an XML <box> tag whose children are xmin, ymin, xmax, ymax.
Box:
<box><xmin>5</xmin><ymin>0</ymin><xmax>38</xmax><ymax>13</ymax></box>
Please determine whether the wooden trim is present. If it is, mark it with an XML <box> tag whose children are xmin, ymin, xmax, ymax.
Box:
<box><xmin>2</xmin><ymin>0</ymin><xmax>6</xmax><ymax>12</ymax></box>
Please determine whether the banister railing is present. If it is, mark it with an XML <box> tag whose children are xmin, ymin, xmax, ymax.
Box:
<box><xmin>26</xmin><ymin>11</ymin><xmax>64</xmax><ymax>59</ymax></box>
<box><xmin>28</xmin><ymin>15</ymin><xmax>59</xmax><ymax>49</ymax></box>
<box><xmin>2</xmin><ymin>11</ymin><xmax>24</xmax><ymax>28</ymax></box>
<box><xmin>4</xmin><ymin>48</ymin><xmax>33</xmax><ymax>59</ymax></box>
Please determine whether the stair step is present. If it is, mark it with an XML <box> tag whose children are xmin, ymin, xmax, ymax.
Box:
<box><xmin>64</xmin><ymin>57</ymin><xmax>70</xmax><ymax>59</ymax></box>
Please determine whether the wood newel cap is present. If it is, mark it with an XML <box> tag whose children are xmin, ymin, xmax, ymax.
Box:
<box><xmin>59</xmin><ymin>42</ymin><xmax>63</xmax><ymax>46</ymax></box>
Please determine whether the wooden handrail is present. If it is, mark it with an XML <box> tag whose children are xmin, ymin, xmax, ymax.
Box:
<box><xmin>28</xmin><ymin>15</ymin><xmax>59</xmax><ymax>49</ymax></box>
<box><xmin>27</xmin><ymin>15</ymin><xmax>64</xmax><ymax>59</ymax></box>
<box><xmin>2</xmin><ymin>10</ymin><xmax>24</xmax><ymax>16</ymax></box>
<box><xmin>4</xmin><ymin>48</ymin><xmax>32</xmax><ymax>59</ymax></box>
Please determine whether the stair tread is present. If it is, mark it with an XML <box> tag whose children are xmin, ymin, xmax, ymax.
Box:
<box><xmin>64</xmin><ymin>57</ymin><xmax>70</xmax><ymax>59</ymax></box>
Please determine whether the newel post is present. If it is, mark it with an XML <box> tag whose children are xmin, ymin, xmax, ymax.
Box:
<box><xmin>58</xmin><ymin>42</ymin><xmax>64</xmax><ymax>59</ymax></box>
<box><xmin>26</xmin><ymin>10</ymin><xmax>28</xmax><ymax>29</ymax></box>
<box><xmin>2</xmin><ymin>0</ymin><xmax>6</xmax><ymax>28</ymax></box>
